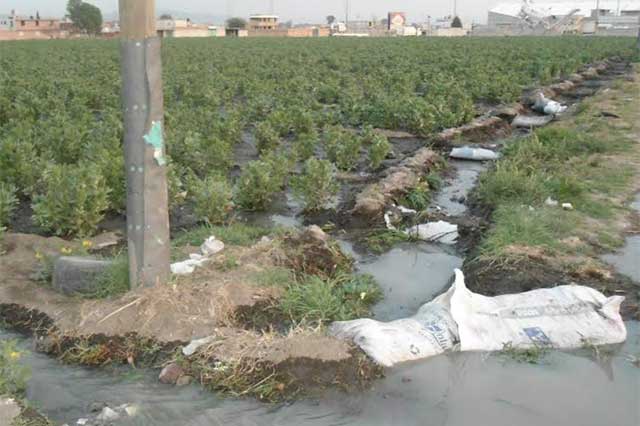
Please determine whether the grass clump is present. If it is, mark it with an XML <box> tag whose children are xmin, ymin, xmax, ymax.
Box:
<box><xmin>279</xmin><ymin>273</ymin><xmax>382</xmax><ymax>324</ymax></box>
<box><xmin>0</xmin><ymin>340</ymin><xmax>30</xmax><ymax>397</ymax></box>
<box><xmin>173</xmin><ymin>223</ymin><xmax>271</xmax><ymax>248</ymax></box>
<box><xmin>191</xmin><ymin>175</ymin><xmax>234</xmax><ymax>225</ymax></box>
<box><xmin>500</xmin><ymin>342</ymin><xmax>549</xmax><ymax>364</ymax></box>
<box><xmin>480</xmin><ymin>205</ymin><xmax>577</xmax><ymax>260</ymax></box>
<box><xmin>87</xmin><ymin>255</ymin><xmax>130</xmax><ymax>299</ymax></box>
<box><xmin>0</xmin><ymin>183</ymin><xmax>18</xmax><ymax>227</ymax></box>
<box><xmin>365</xmin><ymin>229</ymin><xmax>412</xmax><ymax>254</ymax></box>
<box><xmin>291</xmin><ymin>158</ymin><xmax>338</xmax><ymax>212</ymax></box>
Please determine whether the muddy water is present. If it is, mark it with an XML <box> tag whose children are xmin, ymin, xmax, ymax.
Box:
<box><xmin>359</xmin><ymin>243</ymin><xmax>462</xmax><ymax>321</ymax></box>
<box><xmin>432</xmin><ymin>160</ymin><xmax>487</xmax><ymax>217</ymax></box>
<box><xmin>4</xmin><ymin>322</ymin><xmax>638</xmax><ymax>426</ymax></box>
<box><xmin>602</xmin><ymin>194</ymin><xmax>640</xmax><ymax>283</ymax></box>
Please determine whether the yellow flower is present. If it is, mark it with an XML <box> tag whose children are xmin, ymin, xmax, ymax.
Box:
<box><xmin>35</xmin><ymin>252</ymin><xmax>43</xmax><ymax>260</ymax></box>
<box><xmin>61</xmin><ymin>247</ymin><xmax>73</xmax><ymax>255</ymax></box>
<box><xmin>360</xmin><ymin>292</ymin><xmax>367</xmax><ymax>301</ymax></box>
<box><xmin>9</xmin><ymin>351</ymin><xmax>21</xmax><ymax>361</ymax></box>
<box><xmin>82</xmin><ymin>240</ymin><xmax>93</xmax><ymax>249</ymax></box>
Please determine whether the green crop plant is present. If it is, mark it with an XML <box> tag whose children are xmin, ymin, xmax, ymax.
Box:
<box><xmin>255</xmin><ymin>121</ymin><xmax>281</xmax><ymax>154</ymax></box>
<box><xmin>291</xmin><ymin>158</ymin><xmax>339</xmax><ymax>211</ymax></box>
<box><xmin>334</xmin><ymin>133</ymin><xmax>363</xmax><ymax>172</ymax></box>
<box><xmin>0</xmin><ymin>183</ymin><xmax>18</xmax><ymax>227</ymax></box>
<box><xmin>368</xmin><ymin>134</ymin><xmax>391</xmax><ymax>170</ymax></box>
<box><xmin>235</xmin><ymin>160</ymin><xmax>283</xmax><ymax>211</ymax></box>
<box><xmin>32</xmin><ymin>164</ymin><xmax>111</xmax><ymax>237</ymax></box>
<box><xmin>192</xmin><ymin>175</ymin><xmax>234</xmax><ymax>225</ymax></box>
<box><xmin>293</xmin><ymin>129</ymin><xmax>319</xmax><ymax>161</ymax></box>
<box><xmin>0</xmin><ymin>340</ymin><xmax>31</xmax><ymax>397</ymax></box>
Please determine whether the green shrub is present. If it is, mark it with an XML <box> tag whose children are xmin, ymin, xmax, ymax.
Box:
<box><xmin>262</xmin><ymin>150</ymin><xmax>293</xmax><ymax>186</ymax></box>
<box><xmin>255</xmin><ymin>121</ymin><xmax>280</xmax><ymax>153</ymax></box>
<box><xmin>0</xmin><ymin>340</ymin><xmax>30</xmax><ymax>397</ymax></box>
<box><xmin>324</xmin><ymin>127</ymin><xmax>363</xmax><ymax>171</ymax></box>
<box><xmin>292</xmin><ymin>158</ymin><xmax>338</xmax><ymax>211</ymax></box>
<box><xmin>0</xmin><ymin>128</ymin><xmax>41</xmax><ymax>196</ymax></box>
<box><xmin>402</xmin><ymin>182</ymin><xmax>431</xmax><ymax>211</ymax></box>
<box><xmin>293</xmin><ymin>130</ymin><xmax>319</xmax><ymax>161</ymax></box>
<box><xmin>235</xmin><ymin>160</ymin><xmax>282</xmax><ymax>211</ymax></box>
<box><xmin>32</xmin><ymin>164</ymin><xmax>111</xmax><ymax>237</ymax></box>
<box><xmin>368</xmin><ymin>134</ymin><xmax>391</xmax><ymax>170</ymax></box>
<box><xmin>0</xmin><ymin>183</ymin><xmax>18</xmax><ymax>227</ymax></box>
<box><xmin>192</xmin><ymin>175</ymin><xmax>234</xmax><ymax>225</ymax></box>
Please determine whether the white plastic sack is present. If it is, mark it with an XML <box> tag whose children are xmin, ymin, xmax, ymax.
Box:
<box><xmin>171</xmin><ymin>236</ymin><xmax>225</xmax><ymax>275</ymax></box>
<box><xmin>329</xmin><ymin>285</ymin><xmax>459</xmax><ymax>367</ymax></box>
<box><xmin>533</xmin><ymin>93</ymin><xmax>568</xmax><ymax>115</ymax></box>
<box><xmin>450</xmin><ymin>270</ymin><xmax>627</xmax><ymax>352</ymax></box>
<box><xmin>330</xmin><ymin>270</ymin><xmax>627</xmax><ymax>367</ymax></box>
<box><xmin>405</xmin><ymin>221</ymin><xmax>459</xmax><ymax>245</ymax></box>
<box><xmin>450</xmin><ymin>147</ymin><xmax>500</xmax><ymax>161</ymax></box>
<box><xmin>512</xmin><ymin>114</ymin><xmax>554</xmax><ymax>128</ymax></box>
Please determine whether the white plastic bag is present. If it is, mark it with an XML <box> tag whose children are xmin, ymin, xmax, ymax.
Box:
<box><xmin>450</xmin><ymin>147</ymin><xmax>500</xmax><ymax>161</ymax></box>
<box><xmin>449</xmin><ymin>270</ymin><xmax>627</xmax><ymax>352</ymax></box>
<box><xmin>330</xmin><ymin>285</ymin><xmax>459</xmax><ymax>367</ymax></box>
<box><xmin>405</xmin><ymin>221</ymin><xmax>459</xmax><ymax>245</ymax></box>
<box><xmin>171</xmin><ymin>236</ymin><xmax>225</xmax><ymax>275</ymax></box>
<box><xmin>533</xmin><ymin>93</ymin><xmax>568</xmax><ymax>115</ymax></box>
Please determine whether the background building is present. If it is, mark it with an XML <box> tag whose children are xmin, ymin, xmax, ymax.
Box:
<box><xmin>248</xmin><ymin>15</ymin><xmax>279</xmax><ymax>30</ymax></box>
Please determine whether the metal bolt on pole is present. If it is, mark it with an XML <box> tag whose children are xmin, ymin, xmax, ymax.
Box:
<box><xmin>118</xmin><ymin>0</ymin><xmax>171</xmax><ymax>289</ymax></box>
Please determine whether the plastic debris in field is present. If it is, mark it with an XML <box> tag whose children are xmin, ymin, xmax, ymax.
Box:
<box><xmin>170</xmin><ymin>236</ymin><xmax>225</xmax><ymax>275</ymax></box>
<box><xmin>330</xmin><ymin>269</ymin><xmax>627</xmax><ymax>367</ymax></box>
<box><xmin>533</xmin><ymin>92</ymin><xmax>568</xmax><ymax>116</ymax></box>
<box><xmin>405</xmin><ymin>221</ymin><xmax>459</xmax><ymax>245</ymax></box>
<box><xmin>512</xmin><ymin>114</ymin><xmax>554</xmax><ymax>128</ymax></box>
<box><xmin>450</xmin><ymin>147</ymin><xmax>500</xmax><ymax>161</ymax></box>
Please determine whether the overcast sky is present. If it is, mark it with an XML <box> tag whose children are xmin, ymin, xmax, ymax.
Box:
<box><xmin>7</xmin><ymin>1</ymin><xmax>545</xmax><ymax>24</ymax></box>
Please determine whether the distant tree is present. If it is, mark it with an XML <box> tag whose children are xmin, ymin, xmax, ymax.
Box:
<box><xmin>67</xmin><ymin>1</ymin><xmax>103</xmax><ymax>34</ymax></box>
<box><xmin>159</xmin><ymin>14</ymin><xmax>173</xmax><ymax>20</ymax></box>
<box><xmin>451</xmin><ymin>16</ymin><xmax>463</xmax><ymax>28</ymax></box>
<box><xmin>226</xmin><ymin>17</ymin><xmax>247</xmax><ymax>29</ymax></box>
<box><xmin>326</xmin><ymin>15</ymin><xmax>336</xmax><ymax>25</ymax></box>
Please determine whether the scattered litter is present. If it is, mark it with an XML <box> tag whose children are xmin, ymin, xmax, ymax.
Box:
<box><xmin>384</xmin><ymin>212</ymin><xmax>397</xmax><ymax>231</ymax></box>
<box><xmin>397</xmin><ymin>205</ymin><xmax>418</xmax><ymax>215</ymax></box>
<box><xmin>331</xmin><ymin>270</ymin><xmax>627</xmax><ymax>367</ymax></box>
<box><xmin>545</xmin><ymin>197</ymin><xmax>559</xmax><ymax>207</ymax></box>
<box><xmin>512</xmin><ymin>114</ymin><xmax>554</xmax><ymax>128</ymax></box>
<box><xmin>450</xmin><ymin>147</ymin><xmax>500</xmax><ymax>161</ymax></box>
<box><xmin>533</xmin><ymin>92</ymin><xmax>567</xmax><ymax>115</ymax></box>
<box><xmin>405</xmin><ymin>221</ymin><xmax>459</xmax><ymax>245</ymax></box>
<box><xmin>182</xmin><ymin>335</ymin><xmax>218</xmax><ymax>356</ymax></box>
<box><xmin>562</xmin><ymin>203</ymin><xmax>574</xmax><ymax>211</ymax></box>
<box><xmin>170</xmin><ymin>236</ymin><xmax>224</xmax><ymax>275</ymax></box>
<box><xmin>96</xmin><ymin>407</ymin><xmax>119</xmax><ymax>422</ymax></box>
<box><xmin>77</xmin><ymin>419</ymin><xmax>89</xmax><ymax>426</ymax></box>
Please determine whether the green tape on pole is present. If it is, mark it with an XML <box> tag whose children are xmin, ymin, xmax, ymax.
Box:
<box><xmin>143</xmin><ymin>121</ymin><xmax>167</xmax><ymax>166</ymax></box>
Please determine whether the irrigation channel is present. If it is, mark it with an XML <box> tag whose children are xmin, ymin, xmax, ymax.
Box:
<box><xmin>4</xmin><ymin>70</ymin><xmax>640</xmax><ymax>426</ymax></box>
<box><xmin>6</xmin><ymin>167</ymin><xmax>640</xmax><ymax>426</ymax></box>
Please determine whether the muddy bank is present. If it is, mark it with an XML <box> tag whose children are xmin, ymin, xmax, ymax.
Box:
<box><xmin>0</xmin><ymin>228</ymin><xmax>383</xmax><ymax>402</ymax></box>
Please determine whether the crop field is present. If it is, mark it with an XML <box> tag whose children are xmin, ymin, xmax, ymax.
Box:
<box><xmin>0</xmin><ymin>36</ymin><xmax>637</xmax><ymax>237</ymax></box>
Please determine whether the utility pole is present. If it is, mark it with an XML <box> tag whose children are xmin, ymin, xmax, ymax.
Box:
<box><xmin>595</xmin><ymin>0</ymin><xmax>600</xmax><ymax>33</ymax></box>
<box><xmin>453</xmin><ymin>0</ymin><xmax>458</xmax><ymax>17</ymax></box>
<box><xmin>118</xmin><ymin>0</ymin><xmax>171</xmax><ymax>289</ymax></box>
<box><xmin>345</xmin><ymin>0</ymin><xmax>349</xmax><ymax>31</ymax></box>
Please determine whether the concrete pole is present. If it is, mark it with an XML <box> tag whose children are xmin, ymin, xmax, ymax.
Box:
<box><xmin>118</xmin><ymin>0</ymin><xmax>171</xmax><ymax>289</ymax></box>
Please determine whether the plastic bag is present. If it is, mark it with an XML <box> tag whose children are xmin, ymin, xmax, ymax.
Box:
<box><xmin>405</xmin><ymin>221</ymin><xmax>459</xmax><ymax>245</ymax></box>
<box><xmin>170</xmin><ymin>236</ymin><xmax>225</xmax><ymax>275</ymax></box>
<box><xmin>533</xmin><ymin>93</ymin><xmax>568</xmax><ymax>115</ymax></box>
<box><xmin>450</xmin><ymin>147</ymin><xmax>500</xmax><ymax>161</ymax></box>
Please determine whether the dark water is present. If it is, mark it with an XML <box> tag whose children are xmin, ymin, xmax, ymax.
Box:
<box><xmin>432</xmin><ymin>160</ymin><xmax>487</xmax><ymax>217</ymax></box>
<box><xmin>602</xmin><ymin>194</ymin><xmax>640</xmax><ymax>284</ymax></box>
<box><xmin>3</xmin><ymin>322</ymin><xmax>638</xmax><ymax>426</ymax></box>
